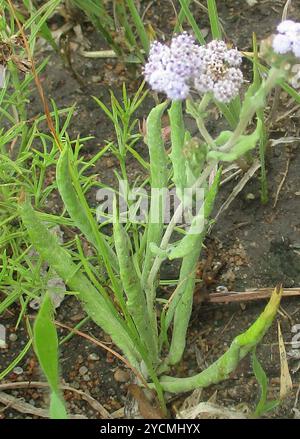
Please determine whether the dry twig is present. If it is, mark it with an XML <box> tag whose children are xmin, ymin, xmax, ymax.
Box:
<box><xmin>208</xmin><ymin>287</ymin><xmax>300</xmax><ymax>303</ymax></box>
<box><xmin>273</xmin><ymin>156</ymin><xmax>291</xmax><ymax>207</ymax></box>
<box><xmin>0</xmin><ymin>391</ymin><xmax>86</xmax><ymax>419</ymax></box>
<box><xmin>0</xmin><ymin>381</ymin><xmax>111</xmax><ymax>419</ymax></box>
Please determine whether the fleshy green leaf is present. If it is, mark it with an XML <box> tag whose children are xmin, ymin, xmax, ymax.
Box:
<box><xmin>34</xmin><ymin>293</ymin><xmax>67</xmax><ymax>419</ymax></box>
<box><xmin>208</xmin><ymin>119</ymin><xmax>263</xmax><ymax>162</ymax></box>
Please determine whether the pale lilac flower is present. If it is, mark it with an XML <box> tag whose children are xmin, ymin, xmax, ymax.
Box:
<box><xmin>272</xmin><ymin>33</ymin><xmax>292</xmax><ymax>54</ymax></box>
<box><xmin>144</xmin><ymin>32</ymin><xmax>200</xmax><ymax>100</ymax></box>
<box><xmin>292</xmin><ymin>39</ymin><xmax>300</xmax><ymax>57</ymax></box>
<box><xmin>165</xmin><ymin>80</ymin><xmax>190</xmax><ymax>101</ymax></box>
<box><xmin>144</xmin><ymin>35</ymin><xmax>243</xmax><ymax>102</ymax></box>
<box><xmin>272</xmin><ymin>20</ymin><xmax>300</xmax><ymax>58</ymax></box>
<box><xmin>194</xmin><ymin>40</ymin><xmax>243</xmax><ymax>103</ymax></box>
<box><xmin>277</xmin><ymin>20</ymin><xmax>300</xmax><ymax>35</ymax></box>
<box><xmin>224</xmin><ymin>49</ymin><xmax>243</xmax><ymax>66</ymax></box>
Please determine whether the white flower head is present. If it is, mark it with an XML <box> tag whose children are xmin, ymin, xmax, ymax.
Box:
<box><xmin>272</xmin><ymin>20</ymin><xmax>300</xmax><ymax>58</ymax></box>
<box><xmin>272</xmin><ymin>34</ymin><xmax>292</xmax><ymax>54</ymax></box>
<box><xmin>277</xmin><ymin>20</ymin><xmax>300</xmax><ymax>35</ymax></box>
<box><xmin>144</xmin><ymin>32</ymin><xmax>201</xmax><ymax>100</ymax></box>
<box><xmin>194</xmin><ymin>40</ymin><xmax>243</xmax><ymax>103</ymax></box>
<box><xmin>144</xmin><ymin>35</ymin><xmax>243</xmax><ymax>102</ymax></box>
<box><xmin>292</xmin><ymin>39</ymin><xmax>300</xmax><ymax>57</ymax></box>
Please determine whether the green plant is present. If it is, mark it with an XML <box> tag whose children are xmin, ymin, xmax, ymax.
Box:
<box><xmin>67</xmin><ymin>0</ymin><xmax>149</xmax><ymax>61</ymax></box>
<box><xmin>251</xmin><ymin>348</ymin><xmax>280</xmax><ymax>418</ymax></box>
<box><xmin>2</xmin><ymin>0</ymin><xmax>300</xmax><ymax>420</ymax></box>
<box><xmin>34</xmin><ymin>292</ymin><xmax>67</xmax><ymax>418</ymax></box>
<box><xmin>19</xmin><ymin>54</ymin><xmax>289</xmax><ymax>415</ymax></box>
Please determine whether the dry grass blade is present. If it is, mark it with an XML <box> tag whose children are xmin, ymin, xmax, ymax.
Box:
<box><xmin>79</xmin><ymin>49</ymin><xmax>117</xmax><ymax>58</ymax></box>
<box><xmin>179</xmin><ymin>388</ymin><xmax>203</xmax><ymax>413</ymax></box>
<box><xmin>215</xmin><ymin>159</ymin><xmax>261</xmax><ymax>221</ymax></box>
<box><xmin>282</xmin><ymin>0</ymin><xmax>292</xmax><ymax>21</ymax></box>
<box><xmin>177</xmin><ymin>401</ymin><xmax>247</xmax><ymax>419</ymax></box>
<box><xmin>209</xmin><ymin>287</ymin><xmax>300</xmax><ymax>303</ymax></box>
<box><xmin>270</xmin><ymin>136</ymin><xmax>300</xmax><ymax>146</ymax></box>
<box><xmin>273</xmin><ymin>156</ymin><xmax>291</xmax><ymax>208</ymax></box>
<box><xmin>278</xmin><ymin>321</ymin><xmax>293</xmax><ymax>400</ymax></box>
<box><xmin>275</xmin><ymin>109</ymin><xmax>300</xmax><ymax>123</ymax></box>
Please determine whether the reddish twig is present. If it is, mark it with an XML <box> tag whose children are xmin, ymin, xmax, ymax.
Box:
<box><xmin>6</xmin><ymin>0</ymin><xmax>62</xmax><ymax>151</ymax></box>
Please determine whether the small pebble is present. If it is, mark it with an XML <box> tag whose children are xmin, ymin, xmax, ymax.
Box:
<box><xmin>9</xmin><ymin>333</ymin><xmax>18</xmax><ymax>342</ymax></box>
<box><xmin>245</xmin><ymin>192</ymin><xmax>255</xmax><ymax>200</ymax></box>
<box><xmin>13</xmin><ymin>367</ymin><xmax>23</xmax><ymax>375</ymax></box>
<box><xmin>114</xmin><ymin>368</ymin><xmax>130</xmax><ymax>383</ymax></box>
<box><xmin>83</xmin><ymin>374</ymin><xmax>91</xmax><ymax>382</ymax></box>
<box><xmin>88</xmin><ymin>353</ymin><xmax>100</xmax><ymax>361</ymax></box>
<box><xmin>79</xmin><ymin>366</ymin><xmax>88</xmax><ymax>376</ymax></box>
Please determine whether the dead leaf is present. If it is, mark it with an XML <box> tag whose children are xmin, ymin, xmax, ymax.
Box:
<box><xmin>180</xmin><ymin>388</ymin><xmax>203</xmax><ymax>412</ymax></box>
<box><xmin>127</xmin><ymin>384</ymin><xmax>165</xmax><ymax>419</ymax></box>
<box><xmin>208</xmin><ymin>390</ymin><xmax>218</xmax><ymax>404</ymax></box>
<box><xmin>293</xmin><ymin>408</ymin><xmax>300</xmax><ymax>419</ymax></box>
<box><xmin>278</xmin><ymin>321</ymin><xmax>293</xmax><ymax>399</ymax></box>
<box><xmin>177</xmin><ymin>401</ymin><xmax>247</xmax><ymax>419</ymax></box>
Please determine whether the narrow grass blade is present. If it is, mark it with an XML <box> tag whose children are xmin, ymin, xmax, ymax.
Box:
<box><xmin>178</xmin><ymin>0</ymin><xmax>206</xmax><ymax>44</ymax></box>
<box><xmin>251</xmin><ymin>348</ymin><xmax>279</xmax><ymax>417</ymax></box>
<box><xmin>207</xmin><ymin>0</ymin><xmax>222</xmax><ymax>39</ymax></box>
<box><xmin>0</xmin><ymin>339</ymin><xmax>32</xmax><ymax>381</ymax></box>
<box><xmin>125</xmin><ymin>0</ymin><xmax>150</xmax><ymax>53</ymax></box>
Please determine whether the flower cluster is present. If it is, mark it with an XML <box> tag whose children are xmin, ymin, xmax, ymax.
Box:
<box><xmin>144</xmin><ymin>32</ymin><xmax>201</xmax><ymax>100</ymax></box>
<box><xmin>194</xmin><ymin>40</ymin><xmax>243</xmax><ymax>103</ymax></box>
<box><xmin>144</xmin><ymin>34</ymin><xmax>243</xmax><ymax>103</ymax></box>
<box><xmin>272</xmin><ymin>20</ymin><xmax>300</xmax><ymax>57</ymax></box>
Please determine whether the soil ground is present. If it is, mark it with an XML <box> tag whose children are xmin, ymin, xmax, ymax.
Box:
<box><xmin>1</xmin><ymin>0</ymin><xmax>300</xmax><ymax>419</ymax></box>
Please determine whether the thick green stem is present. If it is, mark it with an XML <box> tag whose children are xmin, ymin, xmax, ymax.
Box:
<box><xmin>167</xmin><ymin>168</ymin><xmax>221</xmax><ymax>365</ymax></box>
<box><xmin>258</xmin><ymin>110</ymin><xmax>268</xmax><ymax>204</ymax></box>
<box><xmin>253</xmin><ymin>33</ymin><xmax>268</xmax><ymax>204</ymax></box>
<box><xmin>167</xmin><ymin>243</ymin><xmax>202</xmax><ymax>365</ymax></box>
<box><xmin>169</xmin><ymin>101</ymin><xmax>186</xmax><ymax>196</ymax></box>
<box><xmin>186</xmin><ymin>98</ymin><xmax>215</xmax><ymax>149</ymax></box>
<box><xmin>147</xmin><ymin>163</ymin><xmax>215</xmax><ymax>297</ymax></box>
<box><xmin>159</xmin><ymin>286</ymin><xmax>282</xmax><ymax>393</ymax></box>
<box><xmin>113</xmin><ymin>200</ymin><xmax>158</xmax><ymax>365</ymax></box>
<box><xmin>142</xmin><ymin>102</ymin><xmax>169</xmax><ymax>334</ymax></box>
